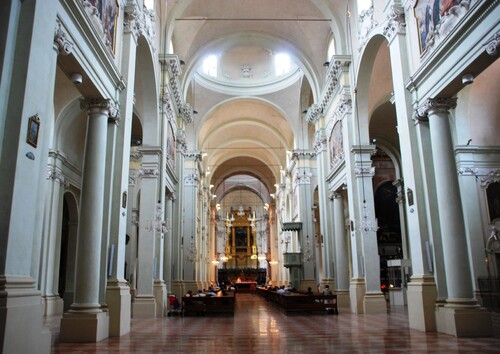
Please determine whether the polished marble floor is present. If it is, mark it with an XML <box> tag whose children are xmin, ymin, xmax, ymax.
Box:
<box><xmin>47</xmin><ymin>293</ymin><xmax>500</xmax><ymax>353</ymax></box>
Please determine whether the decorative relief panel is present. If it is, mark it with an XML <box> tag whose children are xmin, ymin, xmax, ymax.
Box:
<box><xmin>124</xmin><ymin>3</ymin><xmax>157</xmax><ymax>52</ymax></box>
<box><xmin>329</xmin><ymin>120</ymin><xmax>344</xmax><ymax>168</ymax></box>
<box><xmin>358</xmin><ymin>4</ymin><xmax>378</xmax><ymax>51</ymax></box>
<box><xmin>184</xmin><ymin>173</ymin><xmax>199</xmax><ymax>186</ymax></box>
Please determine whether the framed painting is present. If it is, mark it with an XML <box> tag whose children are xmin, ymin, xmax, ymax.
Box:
<box><xmin>414</xmin><ymin>0</ymin><xmax>465</xmax><ymax>54</ymax></box>
<box><xmin>26</xmin><ymin>114</ymin><xmax>40</xmax><ymax>148</ymax></box>
<box><xmin>87</xmin><ymin>0</ymin><xmax>119</xmax><ymax>53</ymax></box>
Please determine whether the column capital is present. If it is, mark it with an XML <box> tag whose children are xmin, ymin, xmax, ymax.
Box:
<box><xmin>80</xmin><ymin>98</ymin><xmax>120</xmax><ymax>122</ymax></box>
<box><xmin>484</xmin><ymin>30</ymin><xmax>499</xmax><ymax>56</ymax></box>
<box><xmin>124</xmin><ymin>3</ymin><xmax>156</xmax><ymax>51</ymax></box>
<box><xmin>413</xmin><ymin>97</ymin><xmax>457</xmax><ymax>122</ymax></box>
<box><xmin>329</xmin><ymin>190</ymin><xmax>343</xmax><ymax>201</ymax></box>
<box><xmin>383</xmin><ymin>4</ymin><xmax>406</xmax><ymax>42</ymax></box>
<box><xmin>54</xmin><ymin>19</ymin><xmax>73</xmax><ymax>55</ymax></box>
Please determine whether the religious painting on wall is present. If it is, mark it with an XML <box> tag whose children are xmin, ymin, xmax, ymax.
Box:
<box><xmin>85</xmin><ymin>0</ymin><xmax>119</xmax><ymax>53</ymax></box>
<box><xmin>487</xmin><ymin>182</ymin><xmax>500</xmax><ymax>222</ymax></box>
<box><xmin>414</xmin><ymin>0</ymin><xmax>466</xmax><ymax>54</ymax></box>
<box><xmin>166</xmin><ymin>123</ymin><xmax>176</xmax><ymax>167</ymax></box>
<box><xmin>329</xmin><ymin>120</ymin><xmax>344</xmax><ymax>168</ymax></box>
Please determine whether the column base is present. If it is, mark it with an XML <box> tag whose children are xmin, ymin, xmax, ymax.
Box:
<box><xmin>0</xmin><ymin>276</ymin><xmax>51</xmax><ymax>354</ymax></box>
<box><xmin>364</xmin><ymin>292</ymin><xmax>387</xmax><ymax>314</ymax></box>
<box><xmin>407</xmin><ymin>274</ymin><xmax>437</xmax><ymax>332</ymax></box>
<box><xmin>321</xmin><ymin>278</ymin><xmax>335</xmax><ymax>291</ymax></box>
<box><xmin>60</xmin><ymin>310</ymin><xmax>109</xmax><ymax>342</ymax></box>
<box><xmin>153</xmin><ymin>279</ymin><xmax>167</xmax><ymax>317</ymax></box>
<box><xmin>171</xmin><ymin>280</ymin><xmax>185</xmax><ymax>299</ymax></box>
<box><xmin>42</xmin><ymin>294</ymin><xmax>64</xmax><ymax>315</ymax></box>
<box><xmin>436</xmin><ymin>303</ymin><xmax>492</xmax><ymax>337</ymax></box>
<box><xmin>336</xmin><ymin>289</ymin><xmax>350</xmax><ymax>310</ymax></box>
<box><xmin>63</xmin><ymin>291</ymin><xmax>75</xmax><ymax>312</ymax></box>
<box><xmin>132</xmin><ymin>296</ymin><xmax>156</xmax><ymax>318</ymax></box>
<box><xmin>300</xmin><ymin>279</ymin><xmax>318</xmax><ymax>292</ymax></box>
<box><xmin>105</xmin><ymin>278</ymin><xmax>131</xmax><ymax>337</ymax></box>
<box><xmin>349</xmin><ymin>277</ymin><xmax>366</xmax><ymax>314</ymax></box>
<box><xmin>181</xmin><ymin>280</ymin><xmax>200</xmax><ymax>295</ymax></box>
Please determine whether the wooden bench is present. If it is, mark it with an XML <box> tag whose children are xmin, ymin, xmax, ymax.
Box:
<box><xmin>257</xmin><ymin>287</ymin><xmax>338</xmax><ymax>315</ymax></box>
<box><xmin>182</xmin><ymin>293</ymin><xmax>235</xmax><ymax>316</ymax></box>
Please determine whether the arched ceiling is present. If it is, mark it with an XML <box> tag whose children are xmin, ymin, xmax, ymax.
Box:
<box><xmin>162</xmin><ymin>0</ymin><xmax>345</xmax><ymax>200</ymax></box>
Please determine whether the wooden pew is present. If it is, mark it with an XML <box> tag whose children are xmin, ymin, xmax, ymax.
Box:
<box><xmin>182</xmin><ymin>292</ymin><xmax>235</xmax><ymax>316</ymax></box>
<box><xmin>257</xmin><ymin>287</ymin><xmax>338</xmax><ymax>315</ymax></box>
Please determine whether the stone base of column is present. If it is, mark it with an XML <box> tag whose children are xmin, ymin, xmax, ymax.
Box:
<box><xmin>349</xmin><ymin>277</ymin><xmax>366</xmax><ymax>314</ymax></box>
<box><xmin>407</xmin><ymin>274</ymin><xmax>437</xmax><ymax>332</ymax></box>
<box><xmin>364</xmin><ymin>292</ymin><xmax>387</xmax><ymax>314</ymax></box>
<box><xmin>171</xmin><ymin>280</ymin><xmax>185</xmax><ymax>299</ymax></box>
<box><xmin>153</xmin><ymin>279</ymin><xmax>167</xmax><ymax>317</ymax></box>
<box><xmin>131</xmin><ymin>296</ymin><xmax>156</xmax><ymax>318</ymax></box>
<box><xmin>60</xmin><ymin>310</ymin><xmax>109</xmax><ymax>342</ymax></box>
<box><xmin>63</xmin><ymin>291</ymin><xmax>75</xmax><ymax>312</ymax></box>
<box><xmin>0</xmin><ymin>276</ymin><xmax>51</xmax><ymax>354</ymax></box>
<box><xmin>336</xmin><ymin>289</ymin><xmax>350</xmax><ymax>310</ymax></box>
<box><xmin>436</xmin><ymin>301</ymin><xmax>492</xmax><ymax>337</ymax></box>
<box><xmin>42</xmin><ymin>294</ymin><xmax>64</xmax><ymax>315</ymax></box>
<box><xmin>300</xmin><ymin>279</ymin><xmax>318</xmax><ymax>292</ymax></box>
<box><xmin>183</xmin><ymin>280</ymin><xmax>201</xmax><ymax>294</ymax></box>
<box><xmin>321</xmin><ymin>278</ymin><xmax>335</xmax><ymax>291</ymax></box>
<box><xmin>105</xmin><ymin>278</ymin><xmax>131</xmax><ymax>337</ymax></box>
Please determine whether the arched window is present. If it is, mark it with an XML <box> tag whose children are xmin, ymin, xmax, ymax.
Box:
<box><xmin>275</xmin><ymin>53</ymin><xmax>291</xmax><ymax>76</ymax></box>
<box><xmin>327</xmin><ymin>36</ymin><xmax>336</xmax><ymax>62</ymax></box>
<box><xmin>144</xmin><ymin>0</ymin><xmax>155</xmax><ymax>11</ymax></box>
<box><xmin>357</xmin><ymin>0</ymin><xmax>372</xmax><ymax>14</ymax></box>
<box><xmin>203</xmin><ymin>55</ymin><xmax>217</xmax><ymax>77</ymax></box>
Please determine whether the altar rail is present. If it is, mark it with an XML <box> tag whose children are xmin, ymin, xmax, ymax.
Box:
<box><xmin>257</xmin><ymin>287</ymin><xmax>338</xmax><ymax>315</ymax></box>
<box><xmin>182</xmin><ymin>292</ymin><xmax>235</xmax><ymax>316</ymax></box>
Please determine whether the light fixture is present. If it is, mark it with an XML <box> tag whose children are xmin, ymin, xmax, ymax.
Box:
<box><xmin>462</xmin><ymin>73</ymin><xmax>474</xmax><ymax>85</ymax></box>
<box><xmin>70</xmin><ymin>72</ymin><xmax>83</xmax><ymax>85</ymax></box>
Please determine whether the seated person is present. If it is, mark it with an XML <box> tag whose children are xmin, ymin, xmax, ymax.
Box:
<box><xmin>277</xmin><ymin>285</ymin><xmax>286</xmax><ymax>294</ymax></box>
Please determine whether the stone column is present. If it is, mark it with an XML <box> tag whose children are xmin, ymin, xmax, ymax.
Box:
<box><xmin>40</xmin><ymin>151</ymin><xmax>67</xmax><ymax>315</ymax></box>
<box><xmin>60</xmin><ymin>98</ymin><xmax>118</xmax><ymax>342</ymax></box>
<box><xmin>132</xmin><ymin>147</ymin><xmax>161</xmax><ymax>318</ymax></box>
<box><xmin>315</xmin><ymin>129</ymin><xmax>334</xmax><ymax>287</ymax></box>
<box><xmin>385</xmin><ymin>4</ymin><xmax>438</xmax><ymax>331</ymax></box>
<box><xmin>153</xmin><ymin>202</ymin><xmax>167</xmax><ymax>317</ymax></box>
<box><xmin>179</xmin><ymin>153</ymin><xmax>201</xmax><ymax>294</ymax></box>
<box><xmin>292</xmin><ymin>151</ymin><xmax>316</xmax><ymax>290</ymax></box>
<box><xmin>352</xmin><ymin>146</ymin><xmax>386</xmax><ymax>314</ymax></box>
<box><xmin>163</xmin><ymin>194</ymin><xmax>174</xmax><ymax>293</ymax></box>
<box><xmin>332</xmin><ymin>191</ymin><xmax>350</xmax><ymax>309</ymax></box>
<box><xmin>419</xmin><ymin>97</ymin><xmax>491</xmax><ymax>336</ymax></box>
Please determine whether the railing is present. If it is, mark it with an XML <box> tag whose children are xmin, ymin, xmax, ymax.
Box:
<box><xmin>478</xmin><ymin>277</ymin><xmax>500</xmax><ymax>312</ymax></box>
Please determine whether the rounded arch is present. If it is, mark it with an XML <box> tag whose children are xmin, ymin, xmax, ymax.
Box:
<box><xmin>356</xmin><ymin>34</ymin><xmax>393</xmax><ymax>144</ymax></box>
<box><xmin>180</xmin><ymin>31</ymin><xmax>323</xmax><ymax>103</ymax></box>
<box><xmin>134</xmin><ymin>35</ymin><xmax>160</xmax><ymax>146</ymax></box>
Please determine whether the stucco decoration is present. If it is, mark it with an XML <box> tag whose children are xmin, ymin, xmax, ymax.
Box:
<box><xmin>54</xmin><ymin>19</ymin><xmax>74</xmax><ymax>55</ymax></box>
<box><xmin>124</xmin><ymin>3</ymin><xmax>157</xmax><ymax>52</ymax></box>
<box><xmin>358</xmin><ymin>4</ymin><xmax>378</xmax><ymax>51</ymax></box>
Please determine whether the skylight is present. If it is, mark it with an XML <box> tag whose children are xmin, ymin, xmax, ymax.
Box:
<box><xmin>275</xmin><ymin>53</ymin><xmax>291</xmax><ymax>76</ymax></box>
<box><xmin>203</xmin><ymin>55</ymin><xmax>217</xmax><ymax>77</ymax></box>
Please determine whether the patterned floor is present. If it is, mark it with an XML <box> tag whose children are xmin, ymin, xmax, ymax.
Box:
<box><xmin>47</xmin><ymin>293</ymin><xmax>500</xmax><ymax>353</ymax></box>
